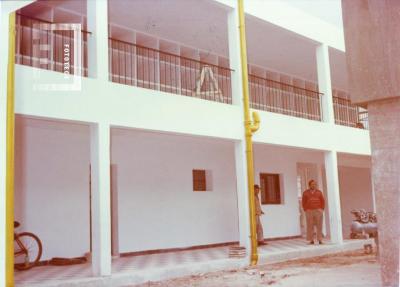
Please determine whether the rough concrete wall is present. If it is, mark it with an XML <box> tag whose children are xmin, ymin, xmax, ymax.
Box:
<box><xmin>342</xmin><ymin>0</ymin><xmax>400</xmax><ymax>105</ymax></box>
<box><xmin>368</xmin><ymin>98</ymin><xmax>400</xmax><ymax>287</ymax></box>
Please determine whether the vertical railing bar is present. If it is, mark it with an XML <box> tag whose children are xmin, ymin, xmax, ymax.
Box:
<box><xmin>134</xmin><ymin>44</ymin><xmax>137</xmax><ymax>86</ymax></box>
<box><xmin>154</xmin><ymin>50</ymin><xmax>157</xmax><ymax>90</ymax></box>
<box><xmin>141</xmin><ymin>47</ymin><xmax>144</xmax><ymax>88</ymax></box>
<box><xmin>108</xmin><ymin>39</ymin><xmax>111</xmax><ymax>81</ymax></box>
<box><xmin>16</xmin><ymin>14</ymin><xmax>21</xmax><ymax>64</ymax></box>
<box><xmin>117</xmin><ymin>41</ymin><xmax>121</xmax><ymax>83</ymax></box>
<box><xmin>123</xmin><ymin>44</ymin><xmax>128</xmax><ymax>84</ymax></box>
<box><xmin>128</xmin><ymin>43</ymin><xmax>131</xmax><ymax>85</ymax></box>
<box><xmin>170</xmin><ymin>54</ymin><xmax>173</xmax><ymax>93</ymax></box>
<box><xmin>189</xmin><ymin>60</ymin><xmax>192</xmax><ymax>99</ymax></box>
<box><xmin>30</xmin><ymin>18</ymin><xmax>33</xmax><ymax>66</ymax></box>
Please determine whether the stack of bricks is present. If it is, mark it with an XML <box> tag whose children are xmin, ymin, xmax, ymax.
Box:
<box><xmin>228</xmin><ymin>246</ymin><xmax>246</xmax><ymax>258</ymax></box>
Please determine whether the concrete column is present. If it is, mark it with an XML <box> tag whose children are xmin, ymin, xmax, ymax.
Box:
<box><xmin>370</xmin><ymin>175</ymin><xmax>377</xmax><ymax>213</ymax></box>
<box><xmin>228</xmin><ymin>6</ymin><xmax>250</xmax><ymax>252</ymax></box>
<box><xmin>233</xmin><ymin>141</ymin><xmax>251</xmax><ymax>250</ymax></box>
<box><xmin>316</xmin><ymin>164</ymin><xmax>327</xmax><ymax>237</ymax></box>
<box><xmin>314</xmin><ymin>44</ymin><xmax>341</xmax><ymax>241</ymax></box>
<box><xmin>90</xmin><ymin>122</ymin><xmax>111</xmax><ymax>276</ymax></box>
<box><xmin>110</xmin><ymin>164</ymin><xmax>119</xmax><ymax>257</ymax></box>
<box><xmin>342</xmin><ymin>2</ymin><xmax>400</xmax><ymax>285</ymax></box>
<box><xmin>324</xmin><ymin>151</ymin><xmax>343</xmax><ymax>244</ymax></box>
<box><xmin>316</xmin><ymin>44</ymin><xmax>334</xmax><ymax>124</ymax></box>
<box><xmin>87</xmin><ymin>0</ymin><xmax>109</xmax><ymax>80</ymax></box>
<box><xmin>228</xmin><ymin>4</ymin><xmax>243</xmax><ymax>106</ymax></box>
<box><xmin>0</xmin><ymin>6</ymin><xmax>10</xmax><ymax>282</ymax></box>
<box><xmin>368</xmin><ymin>99</ymin><xmax>400</xmax><ymax>286</ymax></box>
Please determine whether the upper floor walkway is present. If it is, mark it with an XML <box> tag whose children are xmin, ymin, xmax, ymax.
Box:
<box><xmin>12</xmin><ymin>1</ymin><xmax>370</xmax><ymax>155</ymax></box>
<box><xmin>15</xmin><ymin>13</ymin><xmax>368</xmax><ymax>131</ymax></box>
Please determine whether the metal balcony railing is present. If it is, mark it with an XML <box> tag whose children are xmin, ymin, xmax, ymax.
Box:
<box><xmin>15</xmin><ymin>13</ymin><xmax>90</xmax><ymax>77</ymax></box>
<box><xmin>358</xmin><ymin>110</ymin><xmax>369</xmax><ymax>130</ymax></box>
<box><xmin>15</xmin><ymin>14</ymin><xmax>368</xmax><ymax>129</ymax></box>
<box><xmin>248</xmin><ymin>74</ymin><xmax>323</xmax><ymax>121</ymax></box>
<box><xmin>333</xmin><ymin>96</ymin><xmax>369</xmax><ymax>129</ymax></box>
<box><xmin>109</xmin><ymin>38</ymin><xmax>232</xmax><ymax>104</ymax></box>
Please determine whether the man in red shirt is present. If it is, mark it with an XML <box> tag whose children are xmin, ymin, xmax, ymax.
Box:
<box><xmin>302</xmin><ymin>180</ymin><xmax>325</xmax><ymax>244</ymax></box>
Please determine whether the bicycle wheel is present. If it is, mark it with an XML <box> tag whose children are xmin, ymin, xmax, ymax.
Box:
<box><xmin>14</xmin><ymin>232</ymin><xmax>42</xmax><ymax>271</ymax></box>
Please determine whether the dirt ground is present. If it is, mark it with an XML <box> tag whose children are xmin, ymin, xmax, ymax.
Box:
<box><xmin>131</xmin><ymin>250</ymin><xmax>381</xmax><ymax>287</ymax></box>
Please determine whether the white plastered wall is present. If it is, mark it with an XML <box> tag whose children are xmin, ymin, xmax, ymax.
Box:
<box><xmin>295</xmin><ymin>158</ymin><xmax>373</xmax><ymax>240</ymax></box>
<box><xmin>253</xmin><ymin>145</ymin><xmax>324</xmax><ymax>239</ymax></box>
<box><xmin>111</xmin><ymin>129</ymin><xmax>239</xmax><ymax>253</ymax></box>
<box><xmin>253</xmin><ymin>146</ymin><xmax>374</xmax><ymax>241</ymax></box>
<box><xmin>13</xmin><ymin>117</ymin><xmax>374</xmax><ymax>260</ymax></box>
<box><xmin>14</xmin><ymin>117</ymin><xmax>90</xmax><ymax>260</ymax></box>
<box><xmin>338</xmin><ymin>166</ymin><xmax>373</xmax><ymax>239</ymax></box>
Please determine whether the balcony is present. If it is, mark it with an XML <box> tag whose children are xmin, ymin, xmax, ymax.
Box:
<box><xmin>15</xmin><ymin>13</ymin><xmax>89</xmax><ymax>77</ymax></box>
<box><xmin>109</xmin><ymin>37</ymin><xmax>325</xmax><ymax>121</ymax></box>
<box><xmin>333</xmin><ymin>96</ymin><xmax>369</xmax><ymax>129</ymax></box>
<box><xmin>249</xmin><ymin>74</ymin><xmax>323</xmax><ymax>121</ymax></box>
<box><xmin>108</xmin><ymin>38</ymin><xmax>233</xmax><ymax>104</ymax></box>
<box><xmin>16</xmin><ymin>15</ymin><xmax>367</xmax><ymax>128</ymax></box>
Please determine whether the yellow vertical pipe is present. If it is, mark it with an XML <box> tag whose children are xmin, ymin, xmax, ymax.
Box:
<box><xmin>6</xmin><ymin>11</ymin><xmax>16</xmax><ymax>287</ymax></box>
<box><xmin>237</xmin><ymin>0</ymin><xmax>259</xmax><ymax>265</ymax></box>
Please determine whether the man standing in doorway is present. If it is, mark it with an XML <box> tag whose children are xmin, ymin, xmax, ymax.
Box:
<box><xmin>254</xmin><ymin>185</ymin><xmax>267</xmax><ymax>245</ymax></box>
<box><xmin>302</xmin><ymin>180</ymin><xmax>325</xmax><ymax>245</ymax></box>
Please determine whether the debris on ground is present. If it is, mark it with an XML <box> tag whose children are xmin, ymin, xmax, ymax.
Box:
<box><xmin>131</xmin><ymin>249</ymin><xmax>380</xmax><ymax>287</ymax></box>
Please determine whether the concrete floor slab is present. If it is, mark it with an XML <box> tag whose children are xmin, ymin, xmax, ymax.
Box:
<box><xmin>15</xmin><ymin>238</ymin><xmax>373</xmax><ymax>287</ymax></box>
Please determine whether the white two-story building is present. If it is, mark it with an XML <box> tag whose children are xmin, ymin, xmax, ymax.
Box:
<box><xmin>1</xmin><ymin>0</ymin><xmax>374</xmax><ymax>285</ymax></box>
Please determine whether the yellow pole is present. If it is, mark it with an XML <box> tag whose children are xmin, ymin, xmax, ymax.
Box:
<box><xmin>237</xmin><ymin>0</ymin><xmax>260</xmax><ymax>266</ymax></box>
<box><xmin>6</xmin><ymin>11</ymin><xmax>16</xmax><ymax>287</ymax></box>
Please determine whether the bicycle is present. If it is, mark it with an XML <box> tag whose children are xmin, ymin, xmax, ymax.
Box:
<box><xmin>14</xmin><ymin>221</ymin><xmax>42</xmax><ymax>270</ymax></box>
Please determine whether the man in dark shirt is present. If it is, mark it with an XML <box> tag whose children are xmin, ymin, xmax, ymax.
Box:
<box><xmin>302</xmin><ymin>180</ymin><xmax>325</xmax><ymax>244</ymax></box>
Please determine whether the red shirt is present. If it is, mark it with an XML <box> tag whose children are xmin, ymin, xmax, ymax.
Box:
<box><xmin>302</xmin><ymin>189</ymin><xmax>325</xmax><ymax>211</ymax></box>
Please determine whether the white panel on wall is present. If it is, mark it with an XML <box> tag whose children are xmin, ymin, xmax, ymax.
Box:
<box><xmin>111</xmin><ymin>129</ymin><xmax>239</xmax><ymax>253</ymax></box>
<box><xmin>253</xmin><ymin>145</ymin><xmax>304</xmax><ymax>239</ymax></box>
<box><xmin>338</xmin><ymin>166</ymin><xmax>373</xmax><ymax>239</ymax></box>
<box><xmin>12</xmin><ymin>118</ymin><xmax>372</xmax><ymax>259</ymax></box>
<box><xmin>14</xmin><ymin>117</ymin><xmax>91</xmax><ymax>260</ymax></box>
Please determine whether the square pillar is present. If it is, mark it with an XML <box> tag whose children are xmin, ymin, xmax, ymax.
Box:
<box><xmin>316</xmin><ymin>164</ymin><xmax>328</xmax><ymax>237</ymax></box>
<box><xmin>342</xmin><ymin>2</ymin><xmax>400</xmax><ymax>285</ymax></box>
<box><xmin>234</xmin><ymin>141</ymin><xmax>251</xmax><ymax>250</ymax></box>
<box><xmin>228</xmin><ymin>5</ymin><xmax>243</xmax><ymax>106</ymax></box>
<box><xmin>87</xmin><ymin>0</ymin><xmax>109</xmax><ymax>80</ymax></box>
<box><xmin>316</xmin><ymin>44</ymin><xmax>334</xmax><ymax>124</ymax></box>
<box><xmin>324</xmin><ymin>151</ymin><xmax>343</xmax><ymax>244</ymax></box>
<box><xmin>228</xmin><ymin>6</ymin><xmax>250</xmax><ymax>252</ymax></box>
<box><xmin>90</xmin><ymin>122</ymin><xmax>111</xmax><ymax>276</ymax></box>
<box><xmin>368</xmin><ymin>99</ymin><xmax>400</xmax><ymax>286</ymax></box>
<box><xmin>371</xmin><ymin>176</ymin><xmax>377</xmax><ymax>213</ymax></box>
